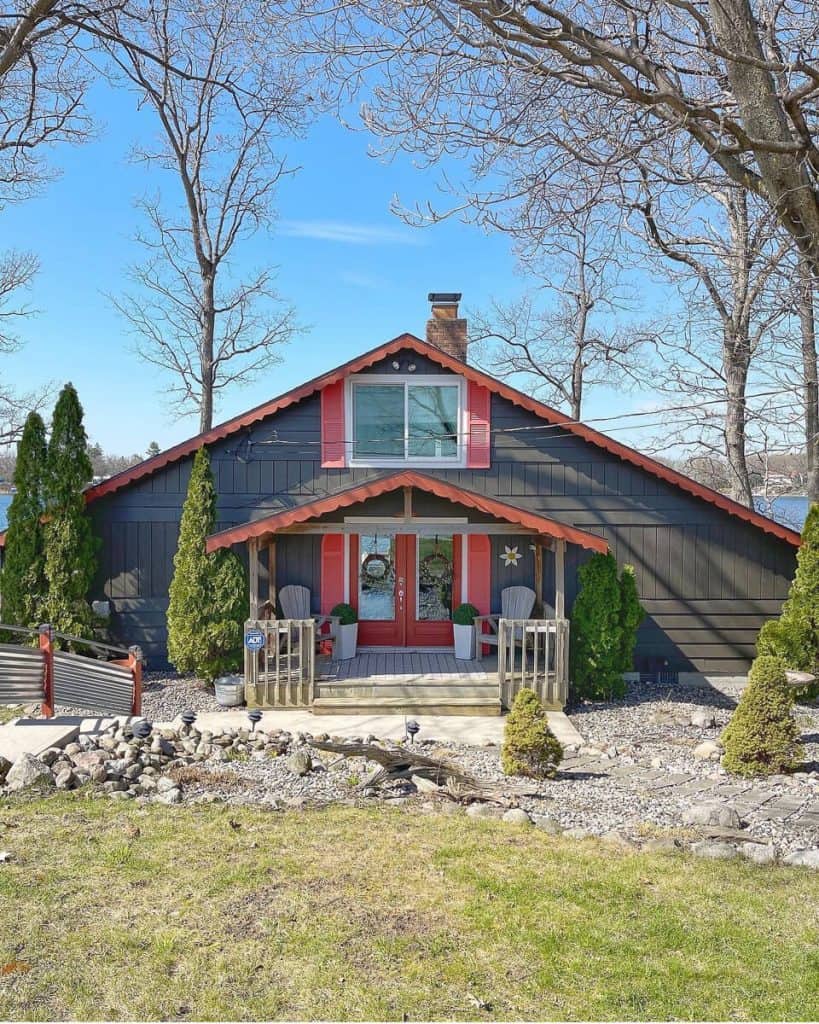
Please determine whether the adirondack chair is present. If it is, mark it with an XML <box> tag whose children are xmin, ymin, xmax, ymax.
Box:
<box><xmin>473</xmin><ymin>586</ymin><xmax>539</xmax><ymax>652</ymax></box>
<box><xmin>279</xmin><ymin>585</ymin><xmax>339</xmax><ymax>654</ymax></box>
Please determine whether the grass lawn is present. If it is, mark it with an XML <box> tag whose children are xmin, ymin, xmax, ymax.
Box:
<box><xmin>0</xmin><ymin>797</ymin><xmax>817</xmax><ymax>1021</ymax></box>
<box><xmin>0</xmin><ymin>705</ymin><xmax>23</xmax><ymax>726</ymax></box>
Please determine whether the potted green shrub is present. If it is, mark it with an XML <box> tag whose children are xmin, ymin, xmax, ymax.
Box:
<box><xmin>453</xmin><ymin>602</ymin><xmax>479</xmax><ymax>660</ymax></box>
<box><xmin>330</xmin><ymin>602</ymin><xmax>358</xmax><ymax>660</ymax></box>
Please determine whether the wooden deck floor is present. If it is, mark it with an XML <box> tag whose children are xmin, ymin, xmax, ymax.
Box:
<box><xmin>317</xmin><ymin>648</ymin><xmax>496</xmax><ymax>683</ymax></box>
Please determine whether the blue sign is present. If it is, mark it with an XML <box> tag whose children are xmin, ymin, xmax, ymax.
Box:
<box><xmin>244</xmin><ymin>628</ymin><xmax>266</xmax><ymax>651</ymax></box>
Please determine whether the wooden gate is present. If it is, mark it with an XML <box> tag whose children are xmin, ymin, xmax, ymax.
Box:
<box><xmin>498</xmin><ymin>618</ymin><xmax>569</xmax><ymax>710</ymax></box>
<box><xmin>244</xmin><ymin>619</ymin><xmax>315</xmax><ymax>707</ymax></box>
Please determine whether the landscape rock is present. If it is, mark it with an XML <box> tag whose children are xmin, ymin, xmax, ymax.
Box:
<box><xmin>0</xmin><ymin>850</ymin><xmax>13</xmax><ymax>863</ymax></box>
<box><xmin>683</xmin><ymin>802</ymin><xmax>742</xmax><ymax>829</ymax></box>
<box><xmin>412</xmin><ymin>774</ymin><xmax>443</xmax><ymax>794</ymax></box>
<box><xmin>157</xmin><ymin>787</ymin><xmax>182</xmax><ymax>804</ymax></box>
<box><xmin>156</xmin><ymin>776</ymin><xmax>178</xmax><ymax>794</ymax></box>
<box><xmin>287</xmin><ymin>750</ymin><xmax>312</xmax><ymax>776</ymax></box>
<box><xmin>601</xmin><ymin>829</ymin><xmax>636</xmax><ymax>848</ymax></box>
<box><xmin>71</xmin><ymin>750</ymin><xmax>107</xmax><ymax>772</ymax></box>
<box><xmin>4</xmin><ymin>754</ymin><xmax>55</xmax><ymax>792</ymax></box>
<box><xmin>465</xmin><ymin>802</ymin><xmax>503</xmax><ymax>820</ymax></box>
<box><xmin>690</xmin><ymin>710</ymin><xmax>717</xmax><ymax>729</ymax></box>
<box><xmin>89</xmin><ymin>765</ymin><xmax>108</xmax><ymax>784</ymax></box>
<box><xmin>502</xmin><ymin>808</ymin><xmax>532</xmax><ymax>826</ymax></box>
<box><xmin>740</xmin><ymin>842</ymin><xmax>777</xmax><ymax>865</ymax></box>
<box><xmin>0</xmin><ymin>755</ymin><xmax>11</xmax><ymax>783</ymax></box>
<box><xmin>782</xmin><ymin>848</ymin><xmax>819</xmax><ymax>870</ymax></box>
<box><xmin>54</xmin><ymin>768</ymin><xmax>75</xmax><ymax>790</ymax></box>
<box><xmin>693</xmin><ymin>740</ymin><xmax>722</xmax><ymax>761</ymax></box>
<box><xmin>691</xmin><ymin>840</ymin><xmax>739</xmax><ymax>861</ymax></box>
<box><xmin>563</xmin><ymin>827</ymin><xmax>592</xmax><ymax>840</ymax></box>
<box><xmin>39</xmin><ymin>747</ymin><xmax>63</xmax><ymax>767</ymax></box>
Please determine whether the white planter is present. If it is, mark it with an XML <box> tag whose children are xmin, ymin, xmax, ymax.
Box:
<box><xmin>454</xmin><ymin>623</ymin><xmax>476</xmax><ymax>660</ymax></box>
<box><xmin>336</xmin><ymin>622</ymin><xmax>358</xmax><ymax>660</ymax></box>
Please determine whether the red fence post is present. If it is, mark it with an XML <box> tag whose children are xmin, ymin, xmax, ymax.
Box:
<box><xmin>39</xmin><ymin>623</ymin><xmax>54</xmax><ymax>718</ymax></box>
<box><xmin>129</xmin><ymin>645</ymin><xmax>143</xmax><ymax>716</ymax></box>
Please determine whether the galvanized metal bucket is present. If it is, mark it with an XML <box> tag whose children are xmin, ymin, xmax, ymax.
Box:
<box><xmin>214</xmin><ymin>675</ymin><xmax>245</xmax><ymax>707</ymax></box>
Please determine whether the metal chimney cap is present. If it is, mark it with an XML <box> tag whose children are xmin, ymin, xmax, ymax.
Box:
<box><xmin>428</xmin><ymin>292</ymin><xmax>462</xmax><ymax>304</ymax></box>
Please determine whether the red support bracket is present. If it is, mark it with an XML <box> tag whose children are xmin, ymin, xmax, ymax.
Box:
<box><xmin>39</xmin><ymin>623</ymin><xmax>54</xmax><ymax>718</ymax></box>
<box><xmin>128</xmin><ymin>645</ymin><xmax>143</xmax><ymax>717</ymax></box>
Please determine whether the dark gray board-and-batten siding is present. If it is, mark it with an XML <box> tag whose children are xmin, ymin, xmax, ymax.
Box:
<box><xmin>89</xmin><ymin>350</ymin><xmax>797</xmax><ymax>673</ymax></box>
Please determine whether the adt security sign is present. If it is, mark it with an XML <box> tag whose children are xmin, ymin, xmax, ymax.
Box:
<box><xmin>244</xmin><ymin>628</ymin><xmax>266</xmax><ymax>651</ymax></box>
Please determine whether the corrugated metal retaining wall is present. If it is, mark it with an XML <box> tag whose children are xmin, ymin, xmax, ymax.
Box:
<box><xmin>52</xmin><ymin>651</ymin><xmax>134</xmax><ymax>715</ymax></box>
<box><xmin>0</xmin><ymin>643</ymin><xmax>46</xmax><ymax>704</ymax></box>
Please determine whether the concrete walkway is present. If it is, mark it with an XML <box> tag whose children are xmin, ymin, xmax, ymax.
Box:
<box><xmin>0</xmin><ymin>715</ymin><xmax>132</xmax><ymax>763</ymax></box>
<box><xmin>165</xmin><ymin>708</ymin><xmax>584</xmax><ymax>748</ymax></box>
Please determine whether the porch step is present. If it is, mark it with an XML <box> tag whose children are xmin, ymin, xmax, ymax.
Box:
<box><xmin>311</xmin><ymin>695</ymin><xmax>503</xmax><ymax>717</ymax></box>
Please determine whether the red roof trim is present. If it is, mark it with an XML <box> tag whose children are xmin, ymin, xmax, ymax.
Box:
<box><xmin>3</xmin><ymin>331</ymin><xmax>796</xmax><ymax>550</ymax></box>
<box><xmin>205</xmin><ymin>471</ymin><xmax>610</xmax><ymax>554</ymax></box>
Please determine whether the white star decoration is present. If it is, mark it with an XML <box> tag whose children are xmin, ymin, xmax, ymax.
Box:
<box><xmin>501</xmin><ymin>545</ymin><xmax>522</xmax><ymax>567</ymax></box>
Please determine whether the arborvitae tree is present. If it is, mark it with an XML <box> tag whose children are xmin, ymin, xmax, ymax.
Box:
<box><xmin>501</xmin><ymin>688</ymin><xmax>563</xmax><ymax>778</ymax></box>
<box><xmin>43</xmin><ymin>384</ymin><xmax>97</xmax><ymax>637</ymax></box>
<box><xmin>757</xmin><ymin>503</ymin><xmax>819</xmax><ymax>675</ymax></box>
<box><xmin>570</xmin><ymin>550</ymin><xmax>625</xmax><ymax>700</ymax></box>
<box><xmin>167</xmin><ymin>447</ymin><xmax>247</xmax><ymax>682</ymax></box>
<box><xmin>0</xmin><ymin>412</ymin><xmax>48</xmax><ymax>629</ymax></box>
<box><xmin>721</xmin><ymin>655</ymin><xmax>801</xmax><ymax>777</ymax></box>
<box><xmin>618</xmin><ymin>564</ymin><xmax>645</xmax><ymax>674</ymax></box>
<box><xmin>146</xmin><ymin>441</ymin><xmax>161</xmax><ymax>459</ymax></box>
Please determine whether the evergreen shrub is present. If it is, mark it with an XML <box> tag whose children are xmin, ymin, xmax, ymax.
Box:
<box><xmin>501</xmin><ymin>687</ymin><xmax>563</xmax><ymax>778</ymax></box>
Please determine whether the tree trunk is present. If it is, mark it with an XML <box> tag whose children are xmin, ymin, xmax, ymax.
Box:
<box><xmin>798</xmin><ymin>258</ymin><xmax>819</xmax><ymax>503</ymax></box>
<box><xmin>723</xmin><ymin>327</ymin><xmax>754</xmax><ymax>508</ymax></box>
<box><xmin>199</xmin><ymin>269</ymin><xmax>216</xmax><ymax>433</ymax></box>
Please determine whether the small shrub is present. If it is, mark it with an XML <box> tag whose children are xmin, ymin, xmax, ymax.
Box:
<box><xmin>501</xmin><ymin>688</ymin><xmax>563</xmax><ymax>779</ymax></box>
<box><xmin>721</xmin><ymin>655</ymin><xmax>801</xmax><ymax>777</ymax></box>
<box><xmin>453</xmin><ymin>603</ymin><xmax>479</xmax><ymax>626</ymax></box>
<box><xmin>330</xmin><ymin>602</ymin><xmax>357</xmax><ymax>625</ymax></box>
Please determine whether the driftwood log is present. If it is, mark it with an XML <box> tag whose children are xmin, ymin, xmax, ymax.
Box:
<box><xmin>308</xmin><ymin>739</ymin><xmax>539</xmax><ymax>804</ymax></box>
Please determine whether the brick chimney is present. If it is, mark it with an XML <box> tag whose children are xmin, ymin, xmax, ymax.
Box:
<box><xmin>426</xmin><ymin>292</ymin><xmax>468</xmax><ymax>362</ymax></box>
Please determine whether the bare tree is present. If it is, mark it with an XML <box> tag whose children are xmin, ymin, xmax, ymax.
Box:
<box><xmin>106</xmin><ymin>0</ymin><xmax>309</xmax><ymax>431</ymax></box>
<box><xmin>315</xmin><ymin>0</ymin><xmax>819</xmax><ymax>275</ymax></box>
<box><xmin>470</xmin><ymin>210</ymin><xmax>652</xmax><ymax>419</ymax></box>
<box><xmin>631</xmin><ymin>180</ymin><xmax>789</xmax><ymax>506</ymax></box>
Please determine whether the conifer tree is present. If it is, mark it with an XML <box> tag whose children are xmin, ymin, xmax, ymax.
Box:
<box><xmin>43</xmin><ymin>383</ymin><xmax>97</xmax><ymax>637</ymax></box>
<box><xmin>167</xmin><ymin>447</ymin><xmax>247</xmax><ymax>681</ymax></box>
<box><xmin>570</xmin><ymin>550</ymin><xmax>624</xmax><ymax>700</ymax></box>
<box><xmin>618</xmin><ymin>564</ymin><xmax>644</xmax><ymax>674</ymax></box>
<box><xmin>501</xmin><ymin>688</ymin><xmax>563</xmax><ymax>778</ymax></box>
<box><xmin>757</xmin><ymin>503</ymin><xmax>819</xmax><ymax>675</ymax></box>
<box><xmin>722</xmin><ymin>655</ymin><xmax>801</xmax><ymax>777</ymax></box>
<box><xmin>0</xmin><ymin>411</ymin><xmax>48</xmax><ymax>629</ymax></box>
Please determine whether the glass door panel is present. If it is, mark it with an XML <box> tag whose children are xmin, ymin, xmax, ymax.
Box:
<box><xmin>417</xmin><ymin>535</ymin><xmax>454</xmax><ymax>621</ymax></box>
<box><xmin>358</xmin><ymin>534</ymin><xmax>396</xmax><ymax>620</ymax></box>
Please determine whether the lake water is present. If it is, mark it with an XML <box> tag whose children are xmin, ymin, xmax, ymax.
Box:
<box><xmin>0</xmin><ymin>492</ymin><xmax>812</xmax><ymax>532</ymax></box>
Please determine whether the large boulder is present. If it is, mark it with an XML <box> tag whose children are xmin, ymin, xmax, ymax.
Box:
<box><xmin>0</xmin><ymin>755</ymin><xmax>11</xmax><ymax>784</ymax></box>
<box><xmin>683</xmin><ymin>802</ymin><xmax>742</xmax><ymax>829</ymax></box>
<box><xmin>782</xmin><ymin>848</ymin><xmax>819</xmax><ymax>870</ymax></box>
<box><xmin>5</xmin><ymin>753</ymin><xmax>55</xmax><ymax>792</ymax></box>
<box><xmin>287</xmin><ymin>750</ymin><xmax>312</xmax><ymax>776</ymax></box>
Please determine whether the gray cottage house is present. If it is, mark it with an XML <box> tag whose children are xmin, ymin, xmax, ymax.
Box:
<box><xmin>59</xmin><ymin>295</ymin><xmax>800</xmax><ymax>712</ymax></box>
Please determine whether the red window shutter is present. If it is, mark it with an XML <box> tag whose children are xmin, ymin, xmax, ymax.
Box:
<box><xmin>466</xmin><ymin>381</ymin><xmax>491</xmax><ymax>468</ymax></box>
<box><xmin>320</xmin><ymin>534</ymin><xmax>345</xmax><ymax>614</ymax></box>
<box><xmin>321</xmin><ymin>380</ymin><xmax>346</xmax><ymax>468</ymax></box>
<box><xmin>466</xmin><ymin>535</ymin><xmax>491</xmax><ymax>614</ymax></box>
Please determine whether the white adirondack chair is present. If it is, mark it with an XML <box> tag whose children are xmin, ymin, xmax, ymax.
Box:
<box><xmin>473</xmin><ymin>586</ymin><xmax>538</xmax><ymax>651</ymax></box>
<box><xmin>279</xmin><ymin>585</ymin><xmax>339</xmax><ymax>653</ymax></box>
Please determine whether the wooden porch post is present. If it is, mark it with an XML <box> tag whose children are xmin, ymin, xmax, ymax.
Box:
<box><xmin>534</xmin><ymin>543</ymin><xmax>544</xmax><ymax>616</ymax></box>
<box><xmin>267</xmin><ymin>539</ymin><xmax>277</xmax><ymax>614</ymax></box>
<box><xmin>249</xmin><ymin>536</ymin><xmax>260</xmax><ymax>619</ymax></box>
<box><xmin>555</xmin><ymin>539</ymin><xmax>566</xmax><ymax>619</ymax></box>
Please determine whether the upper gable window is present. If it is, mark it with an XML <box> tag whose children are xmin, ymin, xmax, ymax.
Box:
<box><xmin>348</xmin><ymin>375</ymin><xmax>465</xmax><ymax>465</ymax></box>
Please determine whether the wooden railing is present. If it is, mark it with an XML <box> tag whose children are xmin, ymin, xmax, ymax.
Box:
<box><xmin>497</xmin><ymin>618</ymin><xmax>569</xmax><ymax>710</ymax></box>
<box><xmin>244</xmin><ymin>619</ymin><xmax>315</xmax><ymax>708</ymax></box>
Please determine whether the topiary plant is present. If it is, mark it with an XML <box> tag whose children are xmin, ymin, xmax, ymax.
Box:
<box><xmin>721</xmin><ymin>655</ymin><xmax>801</xmax><ymax>777</ymax></box>
<box><xmin>501</xmin><ymin>687</ymin><xmax>563</xmax><ymax>778</ymax></box>
<box><xmin>453</xmin><ymin>602</ymin><xmax>479</xmax><ymax>626</ymax></box>
<box><xmin>330</xmin><ymin>602</ymin><xmax>357</xmax><ymax>625</ymax></box>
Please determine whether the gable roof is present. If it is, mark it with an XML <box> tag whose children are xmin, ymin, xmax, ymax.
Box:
<box><xmin>0</xmin><ymin>332</ymin><xmax>801</xmax><ymax>548</ymax></box>
<box><xmin>205</xmin><ymin>470</ymin><xmax>610</xmax><ymax>553</ymax></box>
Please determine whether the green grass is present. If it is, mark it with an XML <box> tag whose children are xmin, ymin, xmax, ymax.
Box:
<box><xmin>0</xmin><ymin>796</ymin><xmax>817</xmax><ymax>1021</ymax></box>
<box><xmin>0</xmin><ymin>705</ymin><xmax>24</xmax><ymax>725</ymax></box>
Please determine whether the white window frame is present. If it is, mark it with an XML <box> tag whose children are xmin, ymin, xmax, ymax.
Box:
<box><xmin>345</xmin><ymin>374</ymin><xmax>467</xmax><ymax>468</ymax></box>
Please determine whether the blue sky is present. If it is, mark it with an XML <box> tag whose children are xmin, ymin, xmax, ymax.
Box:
<box><xmin>2</xmin><ymin>79</ymin><xmax>658</xmax><ymax>455</ymax></box>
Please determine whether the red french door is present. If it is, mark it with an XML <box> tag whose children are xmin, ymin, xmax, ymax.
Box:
<box><xmin>350</xmin><ymin>532</ymin><xmax>462</xmax><ymax>647</ymax></box>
